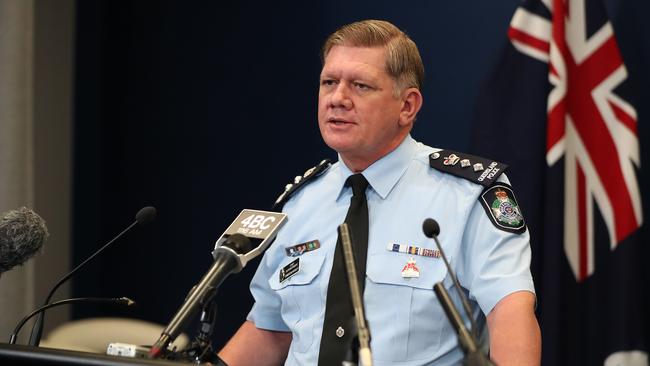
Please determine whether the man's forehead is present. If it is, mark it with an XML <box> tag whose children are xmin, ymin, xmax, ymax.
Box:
<box><xmin>323</xmin><ymin>45</ymin><xmax>387</xmax><ymax>62</ymax></box>
<box><xmin>320</xmin><ymin>45</ymin><xmax>388</xmax><ymax>77</ymax></box>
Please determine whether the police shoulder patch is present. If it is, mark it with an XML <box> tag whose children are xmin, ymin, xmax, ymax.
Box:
<box><xmin>273</xmin><ymin>159</ymin><xmax>333</xmax><ymax>211</ymax></box>
<box><xmin>479</xmin><ymin>183</ymin><xmax>526</xmax><ymax>234</ymax></box>
<box><xmin>429</xmin><ymin>149</ymin><xmax>508</xmax><ymax>188</ymax></box>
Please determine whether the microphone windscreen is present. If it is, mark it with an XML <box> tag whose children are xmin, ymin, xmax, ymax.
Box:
<box><xmin>0</xmin><ymin>207</ymin><xmax>49</xmax><ymax>273</ymax></box>
<box><xmin>223</xmin><ymin>234</ymin><xmax>252</xmax><ymax>255</ymax></box>
<box><xmin>135</xmin><ymin>206</ymin><xmax>157</xmax><ymax>226</ymax></box>
<box><xmin>422</xmin><ymin>218</ymin><xmax>441</xmax><ymax>238</ymax></box>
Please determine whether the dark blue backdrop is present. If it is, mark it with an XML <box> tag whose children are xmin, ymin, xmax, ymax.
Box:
<box><xmin>71</xmin><ymin>0</ymin><xmax>649</xmax><ymax>353</ymax></box>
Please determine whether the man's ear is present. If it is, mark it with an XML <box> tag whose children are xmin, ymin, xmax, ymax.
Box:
<box><xmin>399</xmin><ymin>88</ymin><xmax>423</xmax><ymax>127</ymax></box>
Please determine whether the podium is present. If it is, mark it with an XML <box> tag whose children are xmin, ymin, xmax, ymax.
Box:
<box><xmin>0</xmin><ymin>343</ymin><xmax>190</xmax><ymax>366</ymax></box>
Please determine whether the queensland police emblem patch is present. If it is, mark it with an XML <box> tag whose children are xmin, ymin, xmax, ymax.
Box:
<box><xmin>479</xmin><ymin>183</ymin><xmax>526</xmax><ymax>234</ymax></box>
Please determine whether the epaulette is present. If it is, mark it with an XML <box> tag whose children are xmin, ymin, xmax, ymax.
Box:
<box><xmin>272</xmin><ymin>159</ymin><xmax>333</xmax><ymax>211</ymax></box>
<box><xmin>428</xmin><ymin>149</ymin><xmax>508</xmax><ymax>188</ymax></box>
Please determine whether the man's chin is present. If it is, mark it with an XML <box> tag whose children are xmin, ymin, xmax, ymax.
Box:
<box><xmin>323</xmin><ymin>140</ymin><xmax>357</xmax><ymax>155</ymax></box>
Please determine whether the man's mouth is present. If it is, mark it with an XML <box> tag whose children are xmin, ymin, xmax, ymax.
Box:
<box><xmin>328</xmin><ymin>118</ymin><xmax>353</xmax><ymax>125</ymax></box>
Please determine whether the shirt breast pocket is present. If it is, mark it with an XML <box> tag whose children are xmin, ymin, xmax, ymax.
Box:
<box><xmin>366</xmin><ymin>251</ymin><xmax>451</xmax><ymax>362</ymax></box>
<box><xmin>268</xmin><ymin>253</ymin><xmax>327</xmax><ymax>354</ymax></box>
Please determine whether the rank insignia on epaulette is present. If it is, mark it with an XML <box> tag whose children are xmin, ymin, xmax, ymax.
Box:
<box><xmin>479</xmin><ymin>183</ymin><xmax>526</xmax><ymax>234</ymax></box>
<box><xmin>429</xmin><ymin>149</ymin><xmax>508</xmax><ymax>188</ymax></box>
<box><xmin>443</xmin><ymin>154</ymin><xmax>460</xmax><ymax>166</ymax></box>
<box><xmin>273</xmin><ymin>159</ymin><xmax>333</xmax><ymax>211</ymax></box>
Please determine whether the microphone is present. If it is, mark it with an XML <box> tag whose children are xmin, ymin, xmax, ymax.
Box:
<box><xmin>422</xmin><ymin>218</ymin><xmax>493</xmax><ymax>366</ymax></box>
<box><xmin>149</xmin><ymin>234</ymin><xmax>252</xmax><ymax>358</ymax></box>
<box><xmin>338</xmin><ymin>223</ymin><xmax>372</xmax><ymax>366</ymax></box>
<box><xmin>149</xmin><ymin>209</ymin><xmax>288</xmax><ymax>359</ymax></box>
<box><xmin>9</xmin><ymin>297</ymin><xmax>135</xmax><ymax>344</ymax></box>
<box><xmin>0</xmin><ymin>207</ymin><xmax>49</xmax><ymax>274</ymax></box>
<box><xmin>27</xmin><ymin>206</ymin><xmax>157</xmax><ymax>346</ymax></box>
<box><xmin>422</xmin><ymin>219</ymin><xmax>477</xmax><ymax>335</ymax></box>
<box><xmin>433</xmin><ymin>284</ymin><xmax>491</xmax><ymax>365</ymax></box>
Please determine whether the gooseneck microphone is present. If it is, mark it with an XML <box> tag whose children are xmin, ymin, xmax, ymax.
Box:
<box><xmin>149</xmin><ymin>233</ymin><xmax>252</xmax><ymax>358</ymax></box>
<box><xmin>338</xmin><ymin>223</ymin><xmax>373</xmax><ymax>366</ymax></box>
<box><xmin>422</xmin><ymin>218</ymin><xmax>494</xmax><ymax>366</ymax></box>
<box><xmin>27</xmin><ymin>206</ymin><xmax>157</xmax><ymax>346</ymax></box>
<box><xmin>422</xmin><ymin>218</ymin><xmax>478</xmax><ymax>336</ymax></box>
<box><xmin>9</xmin><ymin>297</ymin><xmax>135</xmax><ymax>344</ymax></box>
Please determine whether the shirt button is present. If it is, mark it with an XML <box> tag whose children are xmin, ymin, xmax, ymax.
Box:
<box><xmin>336</xmin><ymin>326</ymin><xmax>345</xmax><ymax>338</ymax></box>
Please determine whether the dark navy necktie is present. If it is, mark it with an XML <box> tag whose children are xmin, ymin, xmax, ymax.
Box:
<box><xmin>318</xmin><ymin>173</ymin><xmax>369</xmax><ymax>366</ymax></box>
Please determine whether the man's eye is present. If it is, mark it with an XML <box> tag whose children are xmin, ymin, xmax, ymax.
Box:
<box><xmin>354</xmin><ymin>82</ymin><xmax>370</xmax><ymax>90</ymax></box>
<box><xmin>321</xmin><ymin>79</ymin><xmax>337</xmax><ymax>86</ymax></box>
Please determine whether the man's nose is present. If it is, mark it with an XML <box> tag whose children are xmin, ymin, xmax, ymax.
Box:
<box><xmin>330</xmin><ymin>83</ymin><xmax>353</xmax><ymax>109</ymax></box>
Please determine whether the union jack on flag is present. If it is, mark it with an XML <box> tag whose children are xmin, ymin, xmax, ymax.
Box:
<box><xmin>471</xmin><ymin>0</ymin><xmax>647</xmax><ymax>364</ymax></box>
<box><xmin>509</xmin><ymin>0</ymin><xmax>642</xmax><ymax>281</ymax></box>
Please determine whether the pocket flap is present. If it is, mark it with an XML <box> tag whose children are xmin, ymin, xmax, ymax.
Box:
<box><xmin>268</xmin><ymin>254</ymin><xmax>327</xmax><ymax>290</ymax></box>
<box><xmin>366</xmin><ymin>252</ymin><xmax>449</xmax><ymax>290</ymax></box>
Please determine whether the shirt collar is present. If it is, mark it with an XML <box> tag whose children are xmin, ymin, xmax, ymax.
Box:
<box><xmin>335</xmin><ymin>134</ymin><xmax>417</xmax><ymax>201</ymax></box>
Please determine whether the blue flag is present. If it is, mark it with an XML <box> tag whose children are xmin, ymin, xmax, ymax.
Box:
<box><xmin>471</xmin><ymin>0</ymin><xmax>648</xmax><ymax>364</ymax></box>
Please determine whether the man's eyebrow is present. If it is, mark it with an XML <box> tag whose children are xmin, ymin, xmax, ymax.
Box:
<box><xmin>320</xmin><ymin>69</ymin><xmax>336</xmax><ymax>77</ymax></box>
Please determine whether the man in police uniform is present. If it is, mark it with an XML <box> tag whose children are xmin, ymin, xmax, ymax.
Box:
<box><xmin>219</xmin><ymin>20</ymin><xmax>541</xmax><ymax>365</ymax></box>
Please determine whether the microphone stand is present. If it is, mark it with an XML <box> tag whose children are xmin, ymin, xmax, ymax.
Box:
<box><xmin>423</xmin><ymin>219</ymin><xmax>494</xmax><ymax>366</ymax></box>
<box><xmin>149</xmin><ymin>236</ymin><xmax>247</xmax><ymax>358</ymax></box>
<box><xmin>338</xmin><ymin>224</ymin><xmax>372</xmax><ymax>366</ymax></box>
<box><xmin>434</xmin><ymin>284</ymin><xmax>493</xmax><ymax>366</ymax></box>
<box><xmin>28</xmin><ymin>206</ymin><xmax>156</xmax><ymax>346</ymax></box>
<box><xmin>9</xmin><ymin>297</ymin><xmax>135</xmax><ymax>344</ymax></box>
<box><xmin>176</xmin><ymin>287</ymin><xmax>219</xmax><ymax>363</ymax></box>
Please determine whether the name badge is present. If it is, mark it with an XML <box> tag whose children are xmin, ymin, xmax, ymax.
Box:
<box><xmin>279</xmin><ymin>258</ymin><xmax>300</xmax><ymax>283</ymax></box>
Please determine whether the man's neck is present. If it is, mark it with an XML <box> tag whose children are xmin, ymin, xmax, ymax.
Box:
<box><xmin>339</xmin><ymin>134</ymin><xmax>409</xmax><ymax>173</ymax></box>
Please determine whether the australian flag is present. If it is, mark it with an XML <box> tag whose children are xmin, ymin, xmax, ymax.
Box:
<box><xmin>471</xmin><ymin>0</ymin><xmax>648</xmax><ymax>364</ymax></box>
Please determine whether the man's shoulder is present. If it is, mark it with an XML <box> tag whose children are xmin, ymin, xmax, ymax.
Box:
<box><xmin>423</xmin><ymin>147</ymin><xmax>509</xmax><ymax>188</ymax></box>
<box><xmin>272</xmin><ymin>159</ymin><xmax>335</xmax><ymax>211</ymax></box>
<box><xmin>417</xmin><ymin>146</ymin><xmax>526</xmax><ymax>234</ymax></box>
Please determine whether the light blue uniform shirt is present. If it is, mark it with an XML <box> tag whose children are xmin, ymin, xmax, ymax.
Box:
<box><xmin>248</xmin><ymin>135</ymin><xmax>534</xmax><ymax>365</ymax></box>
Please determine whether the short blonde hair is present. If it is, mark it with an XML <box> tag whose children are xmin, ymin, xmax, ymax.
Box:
<box><xmin>321</xmin><ymin>19</ymin><xmax>425</xmax><ymax>95</ymax></box>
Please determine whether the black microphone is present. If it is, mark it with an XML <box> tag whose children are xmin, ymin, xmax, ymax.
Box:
<box><xmin>149</xmin><ymin>209</ymin><xmax>287</xmax><ymax>360</ymax></box>
<box><xmin>422</xmin><ymin>218</ymin><xmax>494</xmax><ymax>366</ymax></box>
<box><xmin>0</xmin><ymin>207</ymin><xmax>49</xmax><ymax>274</ymax></box>
<box><xmin>149</xmin><ymin>234</ymin><xmax>252</xmax><ymax>358</ymax></box>
<box><xmin>338</xmin><ymin>223</ymin><xmax>372</xmax><ymax>366</ymax></box>
<box><xmin>9</xmin><ymin>297</ymin><xmax>135</xmax><ymax>344</ymax></box>
<box><xmin>433</xmin><ymin>284</ymin><xmax>493</xmax><ymax>366</ymax></box>
<box><xmin>27</xmin><ymin>206</ymin><xmax>157</xmax><ymax>346</ymax></box>
<box><xmin>422</xmin><ymin>218</ymin><xmax>477</xmax><ymax>334</ymax></box>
